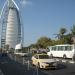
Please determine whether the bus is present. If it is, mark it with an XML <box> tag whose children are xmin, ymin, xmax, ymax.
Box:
<box><xmin>47</xmin><ymin>44</ymin><xmax>75</xmax><ymax>59</ymax></box>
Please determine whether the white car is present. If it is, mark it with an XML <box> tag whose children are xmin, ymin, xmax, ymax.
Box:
<box><xmin>31</xmin><ymin>54</ymin><xmax>57</xmax><ymax>69</ymax></box>
<box><xmin>14</xmin><ymin>52</ymin><xmax>29</xmax><ymax>57</ymax></box>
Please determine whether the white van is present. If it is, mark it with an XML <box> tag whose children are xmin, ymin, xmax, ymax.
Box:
<box><xmin>47</xmin><ymin>44</ymin><xmax>75</xmax><ymax>59</ymax></box>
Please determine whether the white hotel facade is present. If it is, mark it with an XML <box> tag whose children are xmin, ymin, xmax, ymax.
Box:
<box><xmin>1</xmin><ymin>0</ymin><xmax>23</xmax><ymax>49</ymax></box>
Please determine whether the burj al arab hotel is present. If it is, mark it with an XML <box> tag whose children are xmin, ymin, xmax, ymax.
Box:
<box><xmin>0</xmin><ymin>0</ymin><xmax>23</xmax><ymax>49</ymax></box>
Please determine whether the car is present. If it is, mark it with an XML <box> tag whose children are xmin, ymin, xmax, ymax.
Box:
<box><xmin>31</xmin><ymin>54</ymin><xmax>58</xmax><ymax>69</ymax></box>
<box><xmin>14</xmin><ymin>52</ymin><xmax>29</xmax><ymax>57</ymax></box>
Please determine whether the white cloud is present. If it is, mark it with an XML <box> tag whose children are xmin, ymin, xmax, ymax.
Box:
<box><xmin>20</xmin><ymin>0</ymin><xmax>32</xmax><ymax>7</ymax></box>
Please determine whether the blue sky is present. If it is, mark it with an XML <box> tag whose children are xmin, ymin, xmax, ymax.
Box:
<box><xmin>0</xmin><ymin>0</ymin><xmax>75</xmax><ymax>47</ymax></box>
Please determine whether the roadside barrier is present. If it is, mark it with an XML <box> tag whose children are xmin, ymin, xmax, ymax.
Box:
<box><xmin>22</xmin><ymin>57</ymin><xmax>39</xmax><ymax>75</ymax></box>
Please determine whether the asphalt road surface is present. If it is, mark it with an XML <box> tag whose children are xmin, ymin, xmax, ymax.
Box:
<box><xmin>40</xmin><ymin>62</ymin><xmax>75</xmax><ymax>75</ymax></box>
<box><xmin>0</xmin><ymin>54</ymin><xmax>75</xmax><ymax>75</ymax></box>
<box><xmin>0</xmin><ymin>54</ymin><xmax>48</xmax><ymax>75</ymax></box>
<box><xmin>13</xmin><ymin>54</ymin><xmax>75</xmax><ymax>75</ymax></box>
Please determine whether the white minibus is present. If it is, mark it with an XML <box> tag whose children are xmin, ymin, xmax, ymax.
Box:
<box><xmin>47</xmin><ymin>44</ymin><xmax>75</xmax><ymax>59</ymax></box>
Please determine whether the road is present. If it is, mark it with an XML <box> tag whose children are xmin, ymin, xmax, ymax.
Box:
<box><xmin>41</xmin><ymin>62</ymin><xmax>75</xmax><ymax>75</ymax></box>
<box><xmin>0</xmin><ymin>54</ymin><xmax>75</xmax><ymax>75</ymax></box>
<box><xmin>0</xmin><ymin>54</ymin><xmax>48</xmax><ymax>75</ymax></box>
<box><xmin>13</xmin><ymin>54</ymin><xmax>75</xmax><ymax>75</ymax></box>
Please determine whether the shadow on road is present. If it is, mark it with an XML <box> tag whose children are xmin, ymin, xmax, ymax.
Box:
<box><xmin>56</xmin><ymin>63</ymin><xmax>67</xmax><ymax>70</ymax></box>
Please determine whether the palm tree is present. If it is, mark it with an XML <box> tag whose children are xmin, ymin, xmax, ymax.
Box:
<box><xmin>54</xmin><ymin>34</ymin><xmax>60</xmax><ymax>39</ymax></box>
<box><xmin>70</xmin><ymin>25</ymin><xmax>75</xmax><ymax>44</ymax></box>
<box><xmin>59</xmin><ymin>27</ymin><xmax>67</xmax><ymax>39</ymax></box>
<box><xmin>54</xmin><ymin>27</ymin><xmax>67</xmax><ymax>40</ymax></box>
<box><xmin>71</xmin><ymin>25</ymin><xmax>75</xmax><ymax>35</ymax></box>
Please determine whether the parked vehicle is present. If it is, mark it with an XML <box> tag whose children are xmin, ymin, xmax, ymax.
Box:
<box><xmin>31</xmin><ymin>54</ymin><xmax>57</xmax><ymax>69</ymax></box>
<box><xmin>14</xmin><ymin>52</ymin><xmax>29</xmax><ymax>57</ymax></box>
<box><xmin>47</xmin><ymin>44</ymin><xmax>75</xmax><ymax>59</ymax></box>
<box><xmin>14</xmin><ymin>49</ymin><xmax>31</xmax><ymax>57</ymax></box>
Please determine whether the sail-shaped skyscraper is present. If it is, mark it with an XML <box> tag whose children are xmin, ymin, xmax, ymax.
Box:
<box><xmin>0</xmin><ymin>0</ymin><xmax>23</xmax><ymax>49</ymax></box>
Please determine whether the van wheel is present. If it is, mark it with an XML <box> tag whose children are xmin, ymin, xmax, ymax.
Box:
<box><xmin>63</xmin><ymin>54</ymin><xmax>66</xmax><ymax>59</ymax></box>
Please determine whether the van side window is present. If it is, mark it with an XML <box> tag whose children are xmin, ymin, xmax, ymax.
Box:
<box><xmin>52</xmin><ymin>46</ymin><xmax>56</xmax><ymax>51</ymax></box>
<box><xmin>65</xmin><ymin>46</ymin><xmax>72</xmax><ymax>51</ymax></box>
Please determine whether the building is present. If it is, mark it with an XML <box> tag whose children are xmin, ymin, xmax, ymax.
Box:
<box><xmin>0</xmin><ymin>0</ymin><xmax>23</xmax><ymax>49</ymax></box>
